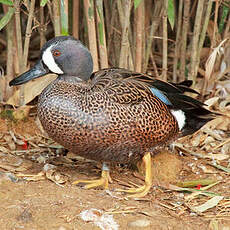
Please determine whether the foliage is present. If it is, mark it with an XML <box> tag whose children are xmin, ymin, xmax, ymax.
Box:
<box><xmin>0</xmin><ymin>0</ymin><xmax>229</xmax><ymax>105</ymax></box>
<box><xmin>0</xmin><ymin>6</ymin><xmax>14</xmax><ymax>30</ymax></box>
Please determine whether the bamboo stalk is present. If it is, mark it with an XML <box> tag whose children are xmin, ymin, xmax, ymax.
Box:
<box><xmin>2</xmin><ymin>5</ymin><xmax>14</xmax><ymax>101</ymax></box>
<box><xmin>150</xmin><ymin>52</ymin><xmax>160</xmax><ymax>78</ymax></box>
<box><xmin>118</xmin><ymin>0</ymin><xmax>132</xmax><ymax>68</ymax></box>
<box><xmin>143</xmin><ymin>1</ymin><xmax>162</xmax><ymax>73</ymax></box>
<box><xmin>189</xmin><ymin>0</ymin><xmax>204</xmax><ymax>83</ymax></box>
<box><xmin>162</xmin><ymin>0</ymin><xmax>168</xmax><ymax>81</ymax></box>
<box><xmin>47</xmin><ymin>1</ymin><xmax>54</xmax><ymax>25</ymax></box>
<box><xmin>14</xmin><ymin>0</ymin><xmax>23</xmax><ymax>73</ymax></box>
<box><xmin>96</xmin><ymin>0</ymin><xmax>108</xmax><ymax>69</ymax></box>
<box><xmin>104</xmin><ymin>0</ymin><xmax>112</xmax><ymax>42</ymax></box>
<box><xmin>172</xmin><ymin>0</ymin><xmax>183</xmax><ymax>82</ymax></box>
<box><xmin>84</xmin><ymin>0</ymin><xmax>99</xmax><ymax>71</ymax></box>
<box><xmin>39</xmin><ymin>5</ymin><xmax>46</xmax><ymax>48</ymax></box>
<box><xmin>23</xmin><ymin>0</ymin><xmax>35</xmax><ymax>70</ymax></box>
<box><xmin>72</xmin><ymin>0</ymin><xmax>79</xmax><ymax>38</ymax></box>
<box><xmin>212</xmin><ymin>0</ymin><xmax>219</xmax><ymax>48</ymax></box>
<box><xmin>53</xmin><ymin>0</ymin><xmax>61</xmax><ymax>36</ymax></box>
<box><xmin>223</xmin><ymin>12</ymin><xmax>230</xmax><ymax>39</ymax></box>
<box><xmin>195</xmin><ymin>0</ymin><xmax>213</xmax><ymax>84</ymax></box>
<box><xmin>110</xmin><ymin>4</ymin><xmax>122</xmax><ymax>67</ymax></box>
<box><xmin>117</xmin><ymin>0</ymin><xmax>134</xmax><ymax>69</ymax></box>
<box><xmin>134</xmin><ymin>0</ymin><xmax>144</xmax><ymax>72</ymax></box>
<box><xmin>106</xmin><ymin>0</ymin><xmax>116</xmax><ymax>63</ymax></box>
<box><xmin>180</xmin><ymin>0</ymin><xmax>190</xmax><ymax>80</ymax></box>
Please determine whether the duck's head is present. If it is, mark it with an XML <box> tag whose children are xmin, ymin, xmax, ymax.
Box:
<box><xmin>10</xmin><ymin>36</ymin><xmax>93</xmax><ymax>86</ymax></box>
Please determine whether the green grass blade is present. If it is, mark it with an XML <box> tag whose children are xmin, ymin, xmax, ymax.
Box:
<box><xmin>40</xmin><ymin>0</ymin><xmax>49</xmax><ymax>7</ymax></box>
<box><xmin>0</xmin><ymin>0</ymin><xmax>13</xmax><ymax>6</ymax></box>
<box><xmin>134</xmin><ymin>0</ymin><xmax>142</xmax><ymax>9</ymax></box>
<box><xmin>0</xmin><ymin>7</ymin><xmax>15</xmax><ymax>31</ymax></box>
<box><xmin>168</xmin><ymin>0</ymin><xmax>175</xmax><ymax>30</ymax></box>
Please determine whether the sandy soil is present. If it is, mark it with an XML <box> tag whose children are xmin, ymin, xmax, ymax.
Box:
<box><xmin>0</xmin><ymin>116</ymin><xmax>229</xmax><ymax>230</ymax></box>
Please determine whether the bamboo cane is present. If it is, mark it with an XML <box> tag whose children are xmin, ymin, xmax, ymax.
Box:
<box><xmin>180</xmin><ymin>0</ymin><xmax>190</xmax><ymax>80</ymax></box>
<box><xmin>96</xmin><ymin>0</ymin><xmax>108</xmax><ymax>69</ymax></box>
<box><xmin>189</xmin><ymin>0</ymin><xmax>205</xmax><ymax>83</ymax></box>
<box><xmin>162</xmin><ymin>0</ymin><xmax>168</xmax><ymax>81</ymax></box>
<box><xmin>172</xmin><ymin>0</ymin><xmax>183</xmax><ymax>82</ymax></box>
<box><xmin>72</xmin><ymin>0</ymin><xmax>79</xmax><ymax>39</ymax></box>
<box><xmin>84</xmin><ymin>0</ymin><xmax>99</xmax><ymax>71</ymax></box>
<box><xmin>134</xmin><ymin>0</ymin><xmax>144</xmax><ymax>72</ymax></box>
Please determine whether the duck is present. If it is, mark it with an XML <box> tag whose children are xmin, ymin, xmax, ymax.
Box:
<box><xmin>9</xmin><ymin>36</ymin><xmax>215</xmax><ymax>197</ymax></box>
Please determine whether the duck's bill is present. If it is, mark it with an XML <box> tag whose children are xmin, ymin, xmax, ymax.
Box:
<box><xmin>9</xmin><ymin>60</ymin><xmax>49</xmax><ymax>86</ymax></box>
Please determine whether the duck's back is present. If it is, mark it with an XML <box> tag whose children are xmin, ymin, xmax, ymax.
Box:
<box><xmin>38</xmin><ymin>71</ymin><xmax>179</xmax><ymax>163</ymax></box>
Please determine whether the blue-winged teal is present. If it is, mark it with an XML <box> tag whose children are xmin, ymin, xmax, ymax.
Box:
<box><xmin>10</xmin><ymin>36</ymin><xmax>214</xmax><ymax>197</ymax></box>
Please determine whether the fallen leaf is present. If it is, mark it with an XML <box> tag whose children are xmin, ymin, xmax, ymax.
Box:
<box><xmin>191</xmin><ymin>196</ymin><xmax>224</xmax><ymax>213</ymax></box>
<box><xmin>7</xmin><ymin>74</ymin><xmax>57</xmax><ymax>106</ymax></box>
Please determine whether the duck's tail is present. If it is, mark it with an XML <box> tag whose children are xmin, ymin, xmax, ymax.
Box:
<box><xmin>151</xmin><ymin>80</ymin><xmax>216</xmax><ymax>137</ymax></box>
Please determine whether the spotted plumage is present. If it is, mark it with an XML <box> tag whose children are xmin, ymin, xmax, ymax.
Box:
<box><xmin>9</xmin><ymin>36</ymin><xmax>215</xmax><ymax>197</ymax></box>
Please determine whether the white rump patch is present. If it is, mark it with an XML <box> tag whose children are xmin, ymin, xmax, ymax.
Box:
<box><xmin>42</xmin><ymin>46</ymin><xmax>64</xmax><ymax>74</ymax></box>
<box><xmin>170</xmin><ymin>109</ymin><xmax>186</xmax><ymax>130</ymax></box>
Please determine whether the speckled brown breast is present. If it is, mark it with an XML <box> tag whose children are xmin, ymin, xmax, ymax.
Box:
<box><xmin>38</xmin><ymin>77</ymin><xmax>179</xmax><ymax>164</ymax></box>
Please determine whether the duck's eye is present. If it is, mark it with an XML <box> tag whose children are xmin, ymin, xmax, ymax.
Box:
<box><xmin>52</xmin><ymin>50</ymin><xmax>61</xmax><ymax>57</ymax></box>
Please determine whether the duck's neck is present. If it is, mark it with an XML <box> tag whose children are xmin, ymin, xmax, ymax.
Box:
<box><xmin>57</xmin><ymin>74</ymin><xmax>89</xmax><ymax>84</ymax></box>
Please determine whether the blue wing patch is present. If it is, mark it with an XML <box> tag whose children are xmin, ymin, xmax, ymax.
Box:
<box><xmin>150</xmin><ymin>87</ymin><xmax>172</xmax><ymax>105</ymax></box>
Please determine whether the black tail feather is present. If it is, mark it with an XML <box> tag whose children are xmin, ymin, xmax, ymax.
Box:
<box><xmin>155</xmin><ymin>80</ymin><xmax>216</xmax><ymax>136</ymax></box>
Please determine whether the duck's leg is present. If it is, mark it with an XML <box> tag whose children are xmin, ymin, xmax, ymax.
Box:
<box><xmin>118</xmin><ymin>152</ymin><xmax>152</xmax><ymax>198</ymax></box>
<box><xmin>72</xmin><ymin>162</ymin><xmax>112</xmax><ymax>189</ymax></box>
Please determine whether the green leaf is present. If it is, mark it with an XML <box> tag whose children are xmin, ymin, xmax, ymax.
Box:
<box><xmin>98</xmin><ymin>22</ymin><xmax>104</xmax><ymax>45</ymax></box>
<box><xmin>219</xmin><ymin>5</ymin><xmax>229</xmax><ymax>33</ymax></box>
<box><xmin>0</xmin><ymin>0</ymin><xmax>13</xmax><ymax>6</ymax></box>
<box><xmin>0</xmin><ymin>7</ymin><xmax>15</xmax><ymax>31</ymax></box>
<box><xmin>168</xmin><ymin>0</ymin><xmax>175</xmax><ymax>30</ymax></box>
<box><xmin>40</xmin><ymin>0</ymin><xmax>49</xmax><ymax>7</ymax></box>
<box><xmin>60</xmin><ymin>0</ymin><xmax>69</xmax><ymax>35</ymax></box>
<box><xmin>134</xmin><ymin>0</ymin><xmax>142</xmax><ymax>9</ymax></box>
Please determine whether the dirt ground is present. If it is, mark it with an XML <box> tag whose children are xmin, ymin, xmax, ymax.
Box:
<box><xmin>0</xmin><ymin>115</ymin><xmax>230</xmax><ymax>230</ymax></box>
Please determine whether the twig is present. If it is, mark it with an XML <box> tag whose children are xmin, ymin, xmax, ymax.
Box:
<box><xmin>208</xmin><ymin>162</ymin><xmax>230</xmax><ymax>174</ymax></box>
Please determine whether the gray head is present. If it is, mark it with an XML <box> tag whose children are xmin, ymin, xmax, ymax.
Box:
<box><xmin>42</xmin><ymin>36</ymin><xmax>93</xmax><ymax>80</ymax></box>
<box><xmin>9</xmin><ymin>36</ymin><xmax>93</xmax><ymax>86</ymax></box>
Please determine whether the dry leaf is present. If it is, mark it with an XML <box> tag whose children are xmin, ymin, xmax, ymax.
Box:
<box><xmin>4</xmin><ymin>134</ymin><xmax>16</xmax><ymax>150</ymax></box>
<box><xmin>7</xmin><ymin>74</ymin><xmax>57</xmax><ymax>106</ymax></box>
<box><xmin>204</xmin><ymin>97</ymin><xmax>219</xmax><ymax>108</ymax></box>
<box><xmin>191</xmin><ymin>196</ymin><xmax>224</xmax><ymax>213</ymax></box>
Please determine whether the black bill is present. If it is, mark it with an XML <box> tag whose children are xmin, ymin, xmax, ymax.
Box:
<box><xmin>9</xmin><ymin>60</ymin><xmax>49</xmax><ymax>86</ymax></box>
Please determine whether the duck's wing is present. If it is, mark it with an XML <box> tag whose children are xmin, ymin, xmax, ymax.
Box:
<box><xmin>90</xmin><ymin>67</ymin><xmax>198</xmax><ymax>107</ymax></box>
<box><xmin>90</xmin><ymin>68</ymin><xmax>152</xmax><ymax>104</ymax></box>
<box><xmin>90</xmin><ymin>67</ymin><xmax>215</xmax><ymax>136</ymax></box>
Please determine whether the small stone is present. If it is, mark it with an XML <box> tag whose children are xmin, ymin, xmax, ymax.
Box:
<box><xmin>128</xmin><ymin>219</ymin><xmax>151</xmax><ymax>228</ymax></box>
